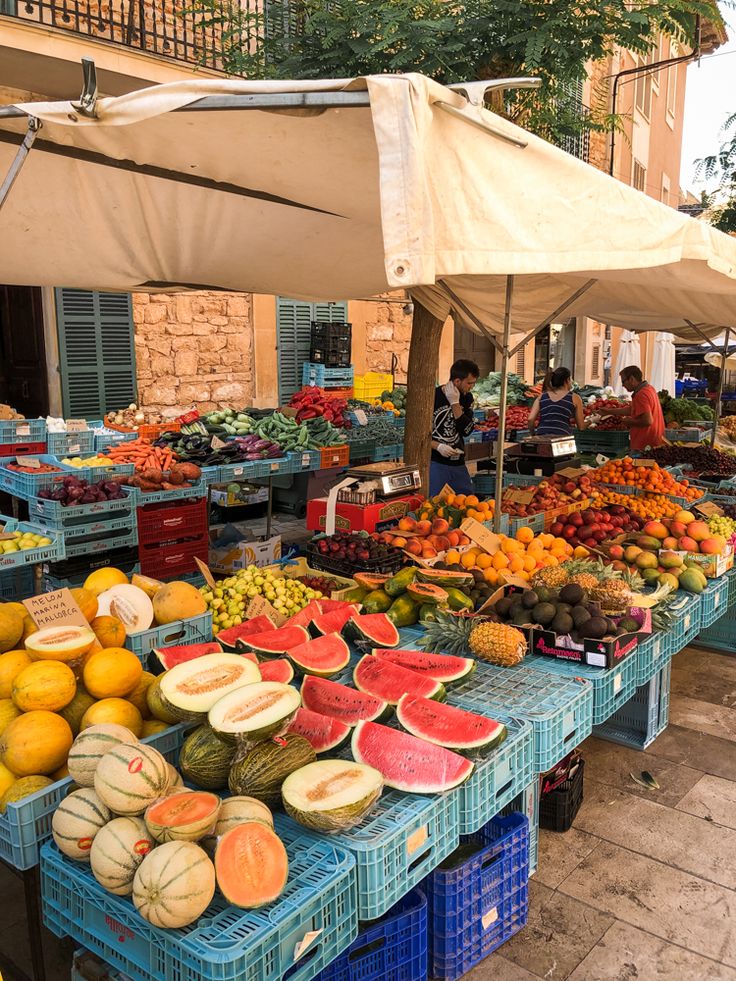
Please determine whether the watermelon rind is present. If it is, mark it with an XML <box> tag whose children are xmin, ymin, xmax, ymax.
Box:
<box><xmin>208</xmin><ymin>681</ymin><xmax>301</xmax><ymax>743</ymax></box>
<box><xmin>258</xmin><ymin>659</ymin><xmax>295</xmax><ymax>684</ymax></box>
<box><xmin>309</xmin><ymin>606</ymin><xmax>359</xmax><ymax>638</ymax></box>
<box><xmin>217</xmin><ymin>617</ymin><xmax>276</xmax><ymax>653</ymax></box>
<box><xmin>353</xmin><ymin>655</ymin><xmax>445</xmax><ymax>705</ymax></box>
<box><xmin>287</xmin><ymin>707</ymin><xmax>351</xmax><ymax>753</ymax></box>
<box><xmin>244</xmin><ymin>625</ymin><xmax>311</xmax><ymax>657</ymax></box>
<box><xmin>300</xmin><ymin>676</ymin><xmax>389</xmax><ymax>725</ymax></box>
<box><xmin>351</xmin><ymin>720</ymin><xmax>474</xmax><ymax>793</ymax></box>
<box><xmin>154</xmin><ymin>641</ymin><xmax>223</xmax><ymax>671</ymax></box>
<box><xmin>345</xmin><ymin>613</ymin><xmax>400</xmax><ymax>648</ymax></box>
<box><xmin>281</xmin><ymin>759</ymin><xmax>384</xmax><ymax>832</ymax></box>
<box><xmin>371</xmin><ymin>649</ymin><xmax>475</xmax><ymax>684</ymax></box>
<box><xmin>289</xmin><ymin>634</ymin><xmax>351</xmax><ymax>678</ymax></box>
<box><xmin>395</xmin><ymin>694</ymin><xmax>507</xmax><ymax>753</ymax></box>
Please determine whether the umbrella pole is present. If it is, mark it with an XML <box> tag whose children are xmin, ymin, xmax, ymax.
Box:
<box><xmin>712</xmin><ymin>328</ymin><xmax>731</xmax><ymax>448</ymax></box>
<box><xmin>493</xmin><ymin>277</ymin><xmax>515</xmax><ymax>533</ymax></box>
<box><xmin>0</xmin><ymin>117</ymin><xmax>40</xmax><ymax>212</ymax></box>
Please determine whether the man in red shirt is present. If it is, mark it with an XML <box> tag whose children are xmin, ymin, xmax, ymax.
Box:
<box><xmin>604</xmin><ymin>366</ymin><xmax>665</xmax><ymax>451</ymax></box>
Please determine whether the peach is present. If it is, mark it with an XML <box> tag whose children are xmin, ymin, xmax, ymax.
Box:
<box><xmin>391</xmin><ymin>536</ymin><xmax>408</xmax><ymax>549</ymax></box>
<box><xmin>678</xmin><ymin>536</ymin><xmax>698</xmax><ymax>552</ymax></box>
<box><xmin>608</xmin><ymin>544</ymin><xmax>625</xmax><ymax>560</ymax></box>
<box><xmin>687</xmin><ymin>520</ymin><xmax>710</xmax><ymax>543</ymax></box>
<box><xmin>405</xmin><ymin>539</ymin><xmax>423</xmax><ymax>556</ymax></box>
<box><xmin>421</xmin><ymin>544</ymin><xmax>438</xmax><ymax>558</ymax></box>
<box><xmin>610</xmin><ymin>560</ymin><xmax>629</xmax><ymax>572</ymax></box>
<box><xmin>447</xmin><ymin>530</ymin><xmax>461</xmax><ymax>547</ymax></box>
<box><xmin>669</xmin><ymin>521</ymin><xmax>688</xmax><ymax>538</ymax></box>
<box><xmin>431</xmin><ymin>518</ymin><xmax>450</xmax><ymax>536</ymax></box>
<box><xmin>414</xmin><ymin>520</ymin><xmax>432</xmax><ymax>536</ymax></box>
<box><xmin>398</xmin><ymin>516</ymin><xmax>417</xmax><ymax>533</ymax></box>
<box><xmin>674</xmin><ymin>510</ymin><xmax>695</xmax><ymax>525</ymax></box>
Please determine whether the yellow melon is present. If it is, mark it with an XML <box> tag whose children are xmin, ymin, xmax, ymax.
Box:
<box><xmin>91</xmin><ymin>615</ymin><xmax>126</xmax><ymax>649</ymax></box>
<box><xmin>0</xmin><ymin>607</ymin><xmax>24</xmax><ymax>654</ymax></box>
<box><xmin>12</xmin><ymin>660</ymin><xmax>77</xmax><ymax>713</ymax></box>
<box><xmin>131</xmin><ymin>574</ymin><xmax>164</xmax><ymax>600</ymax></box>
<box><xmin>21</xmin><ymin>615</ymin><xmax>38</xmax><ymax>642</ymax></box>
<box><xmin>83</xmin><ymin>648</ymin><xmax>142</xmax><ymax>699</ymax></box>
<box><xmin>0</xmin><ymin>775</ymin><xmax>53</xmax><ymax>813</ymax></box>
<box><xmin>0</xmin><ymin>699</ymin><xmax>20</xmax><ymax>736</ymax></box>
<box><xmin>152</xmin><ymin>582</ymin><xmax>207</xmax><ymax>626</ymax></box>
<box><xmin>0</xmin><ymin>650</ymin><xmax>31</xmax><ymax>699</ymax></box>
<box><xmin>58</xmin><ymin>687</ymin><xmax>97</xmax><ymax>736</ymax></box>
<box><xmin>25</xmin><ymin>625</ymin><xmax>97</xmax><ymax>664</ymax></box>
<box><xmin>141</xmin><ymin>719</ymin><xmax>169</xmax><ymax>738</ymax></box>
<box><xmin>52</xmin><ymin>763</ymin><xmax>70</xmax><ymax>781</ymax></box>
<box><xmin>80</xmin><ymin>698</ymin><xmax>143</xmax><ymax>738</ymax></box>
<box><xmin>70</xmin><ymin>588</ymin><xmax>99</xmax><ymax>623</ymax></box>
<box><xmin>0</xmin><ymin>761</ymin><xmax>16</xmax><ymax>798</ymax></box>
<box><xmin>126</xmin><ymin>671</ymin><xmax>156</xmax><ymax>719</ymax></box>
<box><xmin>1</xmin><ymin>711</ymin><xmax>73</xmax><ymax>776</ymax></box>
<box><xmin>84</xmin><ymin>567</ymin><xmax>129</xmax><ymax>597</ymax></box>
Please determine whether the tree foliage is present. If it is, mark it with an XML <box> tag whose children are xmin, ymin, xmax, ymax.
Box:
<box><xmin>696</xmin><ymin>112</ymin><xmax>736</xmax><ymax>233</ymax></box>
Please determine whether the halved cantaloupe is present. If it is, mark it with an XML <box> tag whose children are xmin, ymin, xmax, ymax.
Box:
<box><xmin>214</xmin><ymin>822</ymin><xmax>288</xmax><ymax>908</ymax></box>
<box><xmin>144</xmin><ymin>790</ymin><xmax>221</xmax><ymax>843</ymax></box>
<box><xmin>24</xmin><ymin>625</ymin><xmax>97</xmax><ymax>664</ymax></box>
<box><xmin>96</xmin><ymin>585</ymin><xmax>154</xmax><ymax>635</ymax></box>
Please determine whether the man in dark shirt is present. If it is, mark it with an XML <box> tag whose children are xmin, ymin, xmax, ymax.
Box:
<box><xmin>429</xmin><ymin>359</ymin><xmax>479</xmax><ymax>496</ymax></box>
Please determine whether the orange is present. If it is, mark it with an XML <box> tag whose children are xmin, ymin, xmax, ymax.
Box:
<box><xmin>501</xmin><ymin>538</ymin><xmax>522</xmax><ymax>555</ymax></box>
<box><xmin>523</xmin><ymin>555</ymin><xmax>537</xmax><ymax>572</ymax></box>
<box><xmin>542</xmin><ymin>554</ymin><xmax>559</xmax><ymax>567</ymax></box>
<box><xmin>509</xmin><ymin>556</ymin><xmax>525</xmax><ymax>574</ymax></box>
<box><xmin>461</xmin><ymin>552</ymin><xmax>477</xmax><ymax>569</ymax></box>
<box><xmin>454</xmin><ymin>495</ymin><xmax>466</xmax><ymax>508</ymax></box>
<box><xmin>465</xmin><ymin>495</ymin><xmax>479</xmax><ymax>507</ymax></box>
<box><xmin>476</xmin><ymin>553</ymin><xmax>492</xmax><ymax>570</ymax></box>
<box><xmin>515</xmin><ymin>527</ymin><xmax>534</xmax><ymax>545</ymax></box>
<box><xmin>444</xmin><ymin>493</ymin><xmax>456</xmax><ymax>506</ymax></box>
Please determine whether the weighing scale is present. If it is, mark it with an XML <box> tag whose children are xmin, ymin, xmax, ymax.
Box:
<box><xmin>341</xmin><ymin>461</ymin><xmax>423</xmax><ymax>502</ymax></box>
<box><xmin>503</xmin><ymin>436</ymin><xmax>579</xmax><ymax>476</ymax></box>
<box><xmin>306</xmin><ymin>462</ymin><xmax>422</xmax><ymax>534</ymax></box>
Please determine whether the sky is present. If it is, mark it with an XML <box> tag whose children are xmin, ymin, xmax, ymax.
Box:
<box><xmin>679</xmin><ymin>2</ymin><xmax>736</xmax><ymax>194</ymax></box>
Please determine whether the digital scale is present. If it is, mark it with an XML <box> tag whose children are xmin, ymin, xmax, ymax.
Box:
<box><xmin>519</xmin><ymin>436</ymin><xmax>577</xmax><ymax>459</ymax></box>
<box><xmin>502</xmin><ymin>436</ymin><xmax>579</xmax><ymax>476</ymax></box>
<box><xmin>306</xmin><ymin>462</ymin><xmax>423</xmax><ymax>534</ymax></box>
<box><xmin>342</xmin><ymin>461</ymin><xmax>423</xmax><ymax>501</ymax></box>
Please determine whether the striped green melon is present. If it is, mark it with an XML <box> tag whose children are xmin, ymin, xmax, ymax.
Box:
<box><xmin>144</xmin><ymin>790</ymin><xmax>221</xmax><ymax>843</ymax></box>
<box><xmin>133</xmin><ymin>841</ymin><xmax>216</xmax><ymax>928</ymax></box>
<box><xmin>93</xmin><ymin>742</ymin><xmax>169</xmax><ymax>815</ymax></box>
<box><xmin>179</xmin><ymin>725</ymin><xmax>236</xmax><ymax>790</ymax></box>
<box><xmin>89</xmin><ymin>816</ymin><xmax>154</xmax><ymax>895</ymax></box>
<box><xmin>67</xmin><ymin>723</ymin><xmax>139</xmax><ymax>788</ymax></box>
<box><xmin>51</xmin><ymin>787</ymin><xmax>111</xmax><ymax>861</ymax></box>
<box><xmin>228</xmin><ymin>733</ymin><xmax>316</xmax><ymax>807</ymax></box>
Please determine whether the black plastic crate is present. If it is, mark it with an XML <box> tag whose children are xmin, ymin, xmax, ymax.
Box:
<box><xmin>310</xmin><ymin>321</ymin><xmax>352</xmax><ymax>366</ymax></box>
<box><xmin>539</xmin><ymin>755</ymin><xmax>584</xmax><ymax>832</ymax></box>
<box><xmin>43</xmin><ymin>545</ymin><xmax>139</xmax><ymax>581</ymax></box>
<box><xmin>306</xmin><ymin>538</ymin><xmax>403</xmax><ymax>577</ymax></box>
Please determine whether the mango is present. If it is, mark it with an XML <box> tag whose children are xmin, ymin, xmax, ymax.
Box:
<box><xmin>687</xmin><ymin>521</ymin><xmax>710</xmax><ymax>543</ymax></box>
<box><xmin>659</xmin><ymin>551</ymin><xmax>685</xmax><ymax>570</ymax></box>
<box><xmin>659</xmin><ymin>573</ymin><xmax>681</xmax><ymax>590</ymax></box>
<box><xmin>642</xmin><ymin>520</ymin><xmax>668</xmax><ymax>540</ymax></box>
<box><xmin>634</xmin><ymin>551</ymin><xmax>658</xmax><ymax>571</ymax></box>
<box><xmin>679</xmin><ymin>568</ymin><xmax>705</xmax><ymax>594</ymax></box>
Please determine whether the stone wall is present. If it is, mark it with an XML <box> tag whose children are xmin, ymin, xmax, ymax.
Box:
<box><xmin>360</xmin><ymin>296</ymin><xmax>413</xmax><ymax>382</ymax></box>
<box><xmin>132</xmin><ymin>291</ymin><xmax>254</xmax><ymax>412</ymax></box>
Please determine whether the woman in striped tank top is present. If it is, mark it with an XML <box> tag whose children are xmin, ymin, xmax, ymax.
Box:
<box><xmin>527</xmin><ymin>367</ymin><xmax>586</xmax><ymax>437</ymax></box>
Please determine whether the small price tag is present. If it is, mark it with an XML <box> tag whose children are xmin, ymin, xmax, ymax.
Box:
<box><xmin>19</xmin><ymin>456</ymin><xmax>41</xmax><ymax>469</ymax></box>
<box><xmin>271</xmin><ymin>462</ymin><xmax>280</xmax><ymax>472</ymax></box>
<box><xmin>246</xmin><ymin>594</ymin><xmax>288</xmax><ymax>627</ymax></box>
<box><xmin>302</xmin><ymin>453</ymin><xmax>311</xmax><ymax>467</ymax></box>
<box><xmin>633</xmin><ymin>459</ymin><xmax>657</xmax><ymax>467</ymax></box>
<box><xmin>293</xmin><ymin>930</ymin><xmax>322</xmax><ymax>963</ymax></box>
<box><xmin>482</xmin><ymin>907</ymin><xmax>499</xmax><ymax>930</ymax></box>
<box><xmin>211</xmin><ymin>436</ymin><xmax>227</xmax><ymax>451</ymax></box>
<box><xmin>406</xmin><ymin>825</ymin><xmax>428</xmax><ymax>856</ymax></box>
<box><xmin>354</xmin><ymin>409</ymin><xmax>368</xmax><ymax>426</ymax></box>
<box><xmin>15</xmin><ymin>424</ymin><xmax>30</xmax><ymax>437</ymax></box>
<box><xmin>68</xmin><ymin>444</ymin><xmax>81</xmax><ymax>455</ymax></box>
<box><xmin>613</xmin><ymin>673</ymin><xmax>622</xmax><ymax>693</ymax></box>
<box><xmin>684</xmin><ymin>614</ymin><xmax>691</xmax><ymax>630</ymax></box>
<box><xmin>0</xmin><ymin>532</ymin><xmax>17</xmax><ymax>542</ymax></box>
<box><xmin>557</xmin><ymin>466</ymin><xmax>587</xmax><ymax>478</ymax></box>
<box><xmin>66</xmin><ymin>419</ymin><xmax>87</xmax><ymax>432</ymax></box>
<box><xmin>694</xmin><ymin>500</ymin><xmax>723</xmax><ymax>517</ymax></box>
<box><xmin>503</xmin><ymin>488</ymin><xmax>535</xmax><ymax>505</ymax></box>
<box><xmin>233</xmin><ymin>466</ymin><xmax>244</xmax><ymax>477</ymax></box>
<box><xmin>194</xmin><ymin>557</ymin><xmax>217</xmax><ymax>590</ymax></box>
<box><xmin>23</xmin><ymin>588</ymin><xmax>88</xmax><ymax>630</ymax></box>
<box><xmin>460</xmin><ymin>517</ymin><xmax>502</xmax><ymax>555</ymax></box>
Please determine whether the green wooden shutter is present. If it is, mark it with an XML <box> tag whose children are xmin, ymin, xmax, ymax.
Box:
<box><xmin>56</xmin><ymin>289</ymin><xmax>137</xmax><ymax>418</ymax></box>
<box><xmin>276</xmin><ymin>298</ymin><xmax>347</xmax><ymax>403</ymax></box>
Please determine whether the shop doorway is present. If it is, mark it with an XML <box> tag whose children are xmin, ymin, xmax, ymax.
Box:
<box><xmin>0</xmin><ymin>286</ymin><xmax>49</xmax><ymax>417</ymax></box>
<box><xmin>453</xmin><ymin>323</ymin><xmax>495</xmax><ymax>375</ymax></box>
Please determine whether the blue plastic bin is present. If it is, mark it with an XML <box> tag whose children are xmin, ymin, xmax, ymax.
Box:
<box><xmin>501</xmin><ymin>780</ymin><xmax>540</xmax><ymax>877</ymax></box>
<box><xmin>592</xmin><ymin>662</ymin><xmax>671</xmax><ymax>750</ymax></box>
<box><xmin>0</xmin><ymin>565</ymin><xmax>35</xmax><ymax>601</ymax></box>
<box><xmin>0</xmin><ymin>418</ymin><xmax>46</xmax><ymax>444</ymax></box>
<box><xmin>523</xmin><ymin>651</ymin><xmax>639</xmax><ymax>726</ymax></box>
<box><xmin>125</xmin><ymin>611</ymin><xmax>213</xmax><ymax>664</ymax></box>
<box><xmin>302</xmin><ymin>363</ymin><xmax>354</xmax><ymax>387</ymax></box>
<box><xmin>700</xmin><ymin>577</ymin><xmax>729</xmax><ymax>630</ymax></box>
<box><xmin>636</xmin><ymin>631</ymin><xmax>667</xmax><ymax>687</ymax></box>
<box><xmin>0</xmin><ymin>456</ymin><xmax>66</xmax><ymax>498</ymax></box>
<box><xmin>0</xmin><ymin>513</ymin><xmax>65</xmax><ymax>569</ymax></box>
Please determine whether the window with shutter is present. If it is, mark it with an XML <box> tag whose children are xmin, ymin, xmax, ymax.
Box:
<box><xmin>56</xmin><ymin>289</ymin><xmax>137</xmax><ymax>418</ymax></box>
<box><xmin>276</xmin><ymin>297</ymin><xmax>347</xmax><ymax>403</ymax></box>
<box><xmin>591</xmin><ymin>345</ymin><xmax>601</xmax><ymax>379</ymax></box>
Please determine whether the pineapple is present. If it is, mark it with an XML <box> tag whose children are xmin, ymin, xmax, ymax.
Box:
<box><xmin>420</xmin><ymin>610</ymin><xmax>475</xmax><ymax>657</ymax></box>
<box><xmin>568</xmin><ymin>572</ymin><xmax>599</xmax><ymax>592</ymax></box>
<box><xmin>530</xmin><ymin>566</ymin><xmax>569</xmax><ymax>590</ymax></box>
<box><xmin>590</xmin><ymin>578</ymin><xmax>632</xmax><ymax>614</ymax></box>
<box><xmin>469</xmin><ymin>622</ymin><xmax>527</xmax><ymax>667</ymax></box>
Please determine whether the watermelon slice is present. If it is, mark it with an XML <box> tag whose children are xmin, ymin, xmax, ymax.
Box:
<box><xmin>218</xmin><ymin>616</ymin><xmax>276</xmax><ymax>652</ymax></box>
<box><xmin>396</xmin><ymin>694</ymin><xmax>507</xmax><ymax>753</ymax></box>
<box><xmin>317</xmin><ymin>599</ymin><xmax>353</xmax><ymax>614</ymax></box>
<box><xmin>352</xmin><ymin>720</ymin><xmax>474</xmax><ymax>792</ymax></box>
<box><xmin>346</xmin><ymin>614</ymin><xmax>400</xmax><ymax>648</ymax></box>
<box><xmin>288</xmin><ymin>601</ymin><xmax>323</xmax><ymax>629</ymax></box>
<box><xmin>300</xmin><ymin>676</ymin><xmax>388</xmax><ymax>725</ymax></box>
<box><xmin>353</xmin><ymin>655</ymin><xmax>445</xmax><ymax>705</ymax></box>
<box><xmin>288</xmin><ymin>707</ymin><xmax>351</xmax><ymax>752</ymax></box>
<box><xmin>289</xmin><ymin>634</ymin><xmax>351</xmax><ymax>677</ymax></box>
<box><xmin>154</xmin><ymin>641</ymin><xmax>223</xmax><ymax>670</ymax></box>
<box><xmin>310</xmin><ymin>605</ymin><xmax>359</xmax><ymax>637</ymax></box>
<box><xmin>372</xmin><ymin>649</ymin><xmax>475</xmax><ymax>684</ymax></box>
<box><xmin>258</xmin><ymin>658</ymin><xmax>294</xmax><ymax>683</ymax></box>
<box><xmin>241</xmin><ymin>651</ymin><xmax>259</xmax><ymax>664</ymax></box>
<box><xmin>244</xmin><ymin>625</ymin><xmax>311</xmax><ymax>656</ymax></box>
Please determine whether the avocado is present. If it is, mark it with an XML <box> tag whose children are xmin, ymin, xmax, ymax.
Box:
<box><xmin>522</xmin><ymin>590</ymin><xmax>540</xmax><ymax>609</ymax></box>
<box><xmin>511</xmin><ymin>609</ymin><xmax>533</xmax><ymax>627</ymax></box>
<box><xmin>532</xmin><ymin>602</ymin><xmax>557</xmax><ymax>626</ymax></box>
<box><xmin>616</xmin><ymin>616</ymin><xmax>640</xmax><ymax>635</ymax></box>
<box><xmin>555</xmin><ymin>603</ymin><xmax>573</xmax><ymax>617</ymax></box>
<box><xmin>551</xmin><ymin>612</ymin><xmax>574</xmax><ymax>635</ymax></box>
<box><xmin>494</xmin><ymin>596</ymin><xmax>514</xmax><ymax>618</ymax></box>
<box><xmin>571</xmin><ymin>605</ymin><xmax>592</xmax><ymax>628</ymax></box>
<box><xmin>580</xmin><ymin>616</ymin><xmax>607</xmax><ymax>639</ymax></box>
<box><xmin>559</xmin><ymin>583</ymin><xmax>584</xmax><ymax>606</ymax></box>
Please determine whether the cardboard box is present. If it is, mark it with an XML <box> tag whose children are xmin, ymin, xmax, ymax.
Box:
<box><xmin>210</xmin><ymin>484</ymin><xmax>269</xmax><ymax>508</ymax></box>
<box><xmin>667</xmin><ymin>546</ymin><xmax>734</xmax><ymax>579</ymax></box>
<box><xmin>208</xmin><ymin>531</ymin><xmax>281</xmax><ymax>573</ymax></box>
<box><xmin>306</xmin><ymin>496</ymin><xmax>413</xmax><ymax>533</ymax></box>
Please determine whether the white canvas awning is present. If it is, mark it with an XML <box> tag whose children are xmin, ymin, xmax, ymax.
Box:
<box><xmin>1</xmin><ymin>73</ymin><xmax>736</xmax><ymax>340</ymax></box>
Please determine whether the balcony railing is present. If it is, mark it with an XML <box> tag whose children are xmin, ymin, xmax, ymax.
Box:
<box><xmin>0</xmin><ymin>0</ymin><xmax>253</xmax><ymax>71</ymax></box>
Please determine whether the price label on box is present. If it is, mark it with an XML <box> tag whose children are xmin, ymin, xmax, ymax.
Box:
<box><xmin>19</xmin><ymin>456</ymin><xmax>41</xmax><ymax>469</ymax></box>
<box><xmin>66</xmin><ymin>419</ymin><xmax>87</xmax><ymax>432</ymax></box>
<box><xmin>233</xmin><ymin>466</ymin><xmax>244</xmax><ymax>477</ymax></box>
<box><xmin>16</xmin><ymin>424</ymin><xmax>30</xmax><ymax>437</ymax></box>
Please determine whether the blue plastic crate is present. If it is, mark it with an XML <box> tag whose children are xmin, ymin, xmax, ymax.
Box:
<box><xmin>0</xmin><ymin>723</ymin><xmax>189</xmax><ymax>871</ymax></box>
<box><xmin>42</xmin><ymin>814</ymin><xmax>357</xmax><ymax>981</ymax></box>
<box><xmin>508</xmin><ymin>512</ymin><xmax>545</xmax><ymax>537</ymax></box>
<box><xmin>523</xmin><ymin>651</ymin><xmax>639</xmax><ymax>726</ymax></box>
<box><xmin>700</xmin><ymin>577</ymin><xmax>729</xmax><ymax>629</ymax></box>
<box><xmin>125</xmin><ymin>611</ymin><xmax>213</xmax><ymax>664</ymax></box>
<box><xmin>371</xmin><ymin>444</ymin><xmax>403</xmax><ymax>462</ymax></box>
<box><xmin>29</xmin><ymin>492</ymin><xmax>136</xmax><ymax>539</ymax></box>
<box><xmin>0</xmin><ymin>565</ymin><xmax>35</xmax><ymax>601</ymax></box>
<box><xmin>0</xmin><ymin>455</ymin><xmax>66</xmax><ymax>498</ymax></box>
<box><xmin>501</xmin><ymin>780</ymin><xmax>539</xmax><ymax>877</ymax></box>
<box><xmin>636</xmin><ymin>631</ymin><xmax>667</xmax><ymax>686</ymax></box>
<box><xmin>302</xmin><ymin>363</ymin><xmax>354</xmax><ymax>387</ymax></box>
<box><xmin>729</xmin><ymin>568</ymin><xmax>736</xmax><ymax>610</ymax></box>
<box><xmin>217</xmin><ymin>460</ymin><xmax>271</xmax><ymax>483</ymax></box>
<box><xmin>288</xmin><ymin>450</ymin><xmax>322</xmax><ymax>472</ymax></box>
<box><xmin>315</xmin><ymin>889</ymin><xmax>426</xmax><ymax>981</ymax></box>
<box><xmin>0</xmin><ymin>513</ymin><xmax>65</xmax><ymax>569</ymax></box>
<box><xmin>593</xmin><ymin>662</ymin><xmax>671</xmax><ymax>750</ymax></box>
<box><xmin>695</xmin><ymin>603</ymin><xmax>736</xmax><ymax>654</ymax></box>
<box><xmin>124</xmin><ymin>478</ymin><xmax>208</xmax><ymax>505</ymax></box>
<box><xmin>60</xmin><ymin>460</ymin><xmax>135</xmax><ymax>481</ymax></box>
<box><xmin>575</xmin><ymin>430</ymin><xmax>629</xmax><ymax>453</ymax></box>
<box><xmin>0</xmin><ymin>417</ymin><xmax>46</xmax><ymax>443</ymax></box>
<box><xmin>451</xmin><ymin>662</ymin><xmax>593</xmax><ymax>773</ymax></box>
<box><xmin>284</xmin><ymin>786</ymin><xmax>458</xmax><ymax>922</ymax></box>
<box><xmin>46</xmin><ymin>431</ymin><xmax>95</xmax><ymax>457</ymax></box>
<box><xmin>425</xmin><ymin>813</ymin><xmax>529</xmax><ymax>981</ymax></box>
<box><xmin>666</xmin><ymin>595</ymin><xmax>702</xmax><ymax>658</ymax></box>
<box><xmin>93</xmin><ymin>427</ymin><xmax>139</xmax><ymax>452</ymax></box>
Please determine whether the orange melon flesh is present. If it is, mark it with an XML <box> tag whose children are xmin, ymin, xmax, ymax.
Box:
<box><xmin>215</xmin><ymin>822</ymin><xmax>288</xmax><ymax>908</ymax></box>
<box><xmin>145</xmin><ymin>790</ymin><xmax>221</xmax><ymax>843</ymax></box>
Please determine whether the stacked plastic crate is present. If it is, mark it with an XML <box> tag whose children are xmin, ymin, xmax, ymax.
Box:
<box><xmin>302</xmin><ymin>321</ymin><xmax>354</xmax><ymax>397</ymax></box>
<box><xmin>136</xmin><ymin>483</ymin><xmax>209</xmax><ymax>581</ymax></box>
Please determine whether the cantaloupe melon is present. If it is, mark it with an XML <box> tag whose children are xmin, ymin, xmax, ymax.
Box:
<box><xmin>67</xmin><ymin>723</ymin><xmax>139</xmax><ymax>787</ymax></box>
<box><xmin>0</xmin><ymin>774</ymin><xmax>53</xmax><ymax>813</ymax></box>
<box><xmin>165</xmin><ymin>762</ymin><xmax>183</xmax><ymax>791</ymax></box>
<box><xmin>0</xmin><ymin>650</ymin><xmax>31</xmax><ymax>697</ymax></box>
<box><xmin>213</xmin><ymin>796</ymin><xmax>273</xmax><ymax>833</ymax></box>
<box><xmin>83</xmin><ymin>648</ymin><xmax>142</xmax><ymax>699</ymax></box>
<box><xmin>133</xmin><ymin>841</ymin><xmax>216</xmax><ymax>928</ymax></box>
<box><xmin>145</xmin><ymin>790</ymin><xmax>221</xmax><ymax>843</ymax></box>
<box><xmin>96</xmin><ymin>586</ymin><xmax>153</xmax><ymax>635</ymax></box>
<box><xmin>214</xmin><ymin>822</ymin><xmax>288</xmax><ymax>908</ymax></box>
<box><xmin>90</xmin><ymin>816</ymin><xmax>154</xmax><ymax>895</ymax></box>
<box><xmin>0</xmin><ymin>607</ymin><xmax>24</xmax><ymax>655</ymax></box>
<box><xmin>24</xmin><ymin>625</ymin><xmax>97</xmax><ymax>664</ymax></box>
<box><xmin>90</xmin><ymin>615</ymin><xmax>126</xmax><ymax>649</ymax></box>
<box><xmin>70</xmin><ymin>588</ymin><xmax>99</xmax><ymax>623</ymax></box>
<box><xmin>124</xmin><ymin>671</ymin><xmax>156</xmax><ymax>719</ymax></box>
<box><xmin>84</xmin><ymin>567</ymin><xmax>129</xmax><ymax>596</ymax></box>
<box><xmin>80</xmin><ymin>698</ymin><xmax>143</xmax><ymax>737</ymax></box>
<box><xmin>0</xmin><ymin>698</ymin><xmax>21</xmax><ymax>735</ymax></box>
<box><xmin>12</xmin><ymin>660</ymin><xmax>76</xmax><ymax>712</ymax></box>
<box><xmin>152</xmin><ymin>582</ymin><xmax>207</xmax><ymax>626</ymax></box>
<box><xmin>94</xmin><ymin>741</ymin><xmax>169</xmax><ymax>815</ymax></box>
<box><xmin>1</xmin><ymin>710</ymin><xmax>73</xmax><ymax>776</ymax></box>
<box><xmin>52</xmin><ymin>787</ymin><xmax>111</xmax><ymax>860</ymax></box>
<box><xmin>59</xmin><ymin>688</ymin><xmax>96</xmax><ymax>736</ymax></box>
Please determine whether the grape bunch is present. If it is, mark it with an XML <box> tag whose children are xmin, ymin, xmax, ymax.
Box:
<box><xmin>707</xmin><ymin>514</ymin><xmax>736</xmax><ymax>538</ymax></box>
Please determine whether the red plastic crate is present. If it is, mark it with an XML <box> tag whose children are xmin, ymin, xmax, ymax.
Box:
<box><xmin>0</xmin><ymin>441</ymin><xmax>47</xmax><ymax>456</ymax></box>
<box><xmin>138</xmin><ymin>534</ymin><xmax>209</xmax><ymax>579</ymax></box>
<box><xmin>137</xmin><ymin>498</ymin><xmax>208</xmax><ymax>546</ymax></box>
<box><xmin>320</xmin><ymin>445</ymin><xmax>350</xmax><ymax>469</ymax></box>
<box><xmin>138</xmin><ymin>421</ymin><xmax>182</xmax><ymax>442</ymax></box>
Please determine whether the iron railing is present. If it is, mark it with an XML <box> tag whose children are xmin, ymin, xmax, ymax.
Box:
<box><xmin>0</xmin><ymin>0</ymin><xmax>253</xmax><ymax>71</ymax></box>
